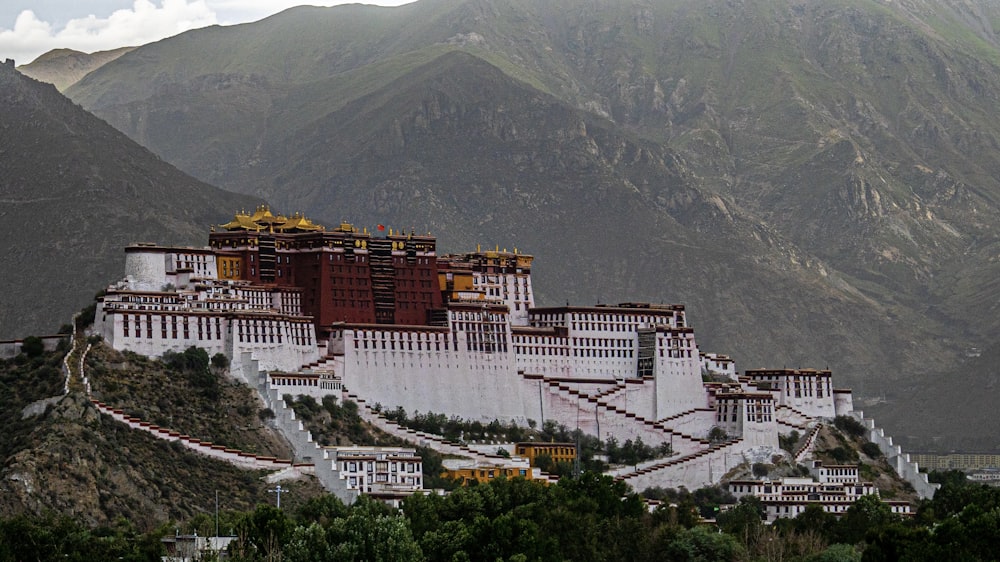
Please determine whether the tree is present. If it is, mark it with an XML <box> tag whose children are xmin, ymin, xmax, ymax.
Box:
<box><xmin>861</xmin><ymin>441</ymin><xmax>882</xmax><ymax>458</ymax></box>
<box><xmin>807</xmin><ymin>543</ymin><xmax>861</xmax><ymax>562</ymax></box>
<box><xmin>833</xmin><ymin>416</ymin><xmax>866</xmax><ymax>438</ymax></box>
<box><xmin>234</xmin><ymin>504</ymin><xmax>294</xmax><ymax>560</ymax></box>
<box><xmin>718</xmin><ymin>496</ymin><xmax>765</xmax><ymax>548</ymax></box>
<box><xmin>211</xmin><ymin>353</ymin><xmax>230</xmax><ymax>371</ymax></box>
<box><xmin>325</xmin><ymin>496</ymin><xmax>422</xmax><ymax>562</ymax></box>
<box><xmin>19</xmin><ymin>336</ymin><xmax>44</xmax><ymax>358</ymax></box>
<box><xmin>835</xmin><ymin>494</ymin><xmax>896</xmax><ymax>544</ymax></box>
<box><xmin>664</xmin><ymin>525</ymin><xmax>746</xmax><ymax>561</ymax></box>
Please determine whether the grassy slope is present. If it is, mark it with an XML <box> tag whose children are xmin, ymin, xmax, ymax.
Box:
<box><xmin>84</xmin><ymin>343</ymin><xmax>292</xmax><ymax>457</ymax></box>
<box><xmin>0</xmin><ymin>348</ymin><xmax>324</xmax><ymax>530</ymax></box>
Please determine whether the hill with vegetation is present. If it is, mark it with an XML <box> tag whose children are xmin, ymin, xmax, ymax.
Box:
<box><xmin>84</xmin><ymin>343</ymin><xmax>292</xmax><ymax>458</ymax></box>
<box><xmin>0</xmin><ymin>61</ymin><xmax>259</xmax><ymax>341</ymax></box>
<box><xmin>57</xmin><ymin>0</ymin><xmax>1000</xmax><ymax>452</ymax></box>
<box><xmin>0</xmin><ymin>345</ymin><xmax>323</xmax><ymax>529</ymax></box>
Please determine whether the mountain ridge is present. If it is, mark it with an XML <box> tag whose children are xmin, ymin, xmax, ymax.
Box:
<box><xmin>0</xmin><ymin>63</ymin><xmax>259</xmax><ymax>340</ymax></box>
<box><xmin>33</xmin><ymin>0</ymin><xmax>1000</xmax><ymax>451</ymax></box>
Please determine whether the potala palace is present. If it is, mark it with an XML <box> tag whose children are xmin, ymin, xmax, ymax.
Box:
<box><xmin>92</xmin><ymin>206</ymin><xmax>937</xmax><ymax>508</ymax></box>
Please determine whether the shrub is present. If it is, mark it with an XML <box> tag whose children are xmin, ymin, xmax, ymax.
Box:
<box><xmin>752</xmin><ymin>463</ymin><xmax>770</xmax><ymax>478</ymax></box>
<box><xmin>708</xmin><ymin>426</ymin><xmax>729</xmax><ymax>443</ymax></box>
<box><xmin>20</xmin><ymin>336</ymin><xmax>44</xmax><ymax>358</ymax></box>
<box><xmin>861</xmin><ymin>441</ymin><xmax>882</xmax><ymax>458</ymax></box>
<box><xmin>211</xmin><ymin>353</ymin><xmax>230</xmax><ymax>371</ymax></box>
<box><xmin>834</xmin><ymin>416</ymin><xmax>866</xmax><ymax>438</ymax></box>
<box><xmin>828</xmin><ymin>446</ymin><xmax>857</xmax><ymax>463</ymax></box>
<box><xmin>779</xmin><ymin>430</ymin><xmax>800</xmax><ymax>453</ymax></box>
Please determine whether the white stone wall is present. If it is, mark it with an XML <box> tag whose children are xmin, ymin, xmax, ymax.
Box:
<box><xmin>852</xmin><ymin>411</ymin><xmax>940</xmax><ymax>500</ymax></box>
<box><xmin>653</xmin><ymin>332</ymin><xmax>708</xmax><ymax>419</ymax></box>
<box><xmin>701</xmin><ymin>353</ymin><xmax>737</xmax><ymax>379</ymax></box>
<box><xmin>97</xmin><ymin>310</ymin><xmax>228</xmax><ymax>359</ymax></box>
<box><xmin>754</xmin><ymin>373</ymin><xmax>836</xmax><ymax>418</ymax></box>
<box><xmin>834</xmin><ymin>390</ymin><xmax>854</xmax><ymax>416</ymax></box>
<box><xmin>621</xmin><ymin>440</ymin><xmax>746</xmax><ymax>492</ymax></box>
<box><xmin>124</xmin><ymin>250</ymin><xmax>169</xmax><ymax>291</ymax></box>
<box><xmin>95</xmin><ymin>308</ymin><xmax>318</xmax><ymax>384</ymax></box>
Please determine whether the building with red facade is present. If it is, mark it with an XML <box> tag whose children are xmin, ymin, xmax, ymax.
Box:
<box><xmin>208</xmin><ymin>206</ymin><xmax>443</xmax><ymax>335</ymax></box>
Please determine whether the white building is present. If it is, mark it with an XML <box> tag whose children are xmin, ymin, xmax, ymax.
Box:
<box><xmin>94</xmin><ymin>235</ymin><xmax>870</xmax><ymax>495</ymax></box>
<box><xmin>728</xmin><ymin>475</ymin><xmax>911</xmax><ymax>521</ymax></box>
<box><xmin>326</xmin><ymin>446</ymin><xmax>423</xmax><ymax>494</ymax></box>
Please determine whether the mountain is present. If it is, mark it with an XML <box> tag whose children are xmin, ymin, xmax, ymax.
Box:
<box><xmin>0</xmin><ymin>61</ymin><xmax>259</xmax><ymax>340</ymax></box>
<box><xmin>16</xmin><ymin>47</ymin><xmax>135</xmax><ymax>91</ymax></box>
<box><xmin>57</xmin><ymin>0</ymin><xmax>1000</xmax><ymax>452</ymax></box>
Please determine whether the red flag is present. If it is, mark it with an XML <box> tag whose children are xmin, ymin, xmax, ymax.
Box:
<box><xmin>377</xmin><ymin>224</ymin><xmax>385</xmax><ymax>232</ymax></box>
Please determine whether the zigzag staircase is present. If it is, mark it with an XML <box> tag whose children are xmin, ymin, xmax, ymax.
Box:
<box><xmin>529</xmin><ymin>374</ymin><xmax>711</xmax><ymax>455</ymax></box>
<box><xmin>612</xmin><ymin>438</ymin><xmax>745</xmax><ymax>484</ymax></box>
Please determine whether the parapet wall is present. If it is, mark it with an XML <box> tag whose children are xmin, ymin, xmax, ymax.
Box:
<box><xmin>243</xmin><ymin>352</ymin><xmax>358</xmax><ymax>503</ymax></box>
<box><xmin>619</xmin><ymin>440</ymin><xmax>747</xmax><ymax>492</ymax></box>
<box><xmin>0</xmin><ymin>335</ymin><xmax>66</xmax><ymax>359</ymax></box>
<box><xmin>851</xmin><ymin>410</ymin><xmax>939</xmax><ymax>500</ymax></box>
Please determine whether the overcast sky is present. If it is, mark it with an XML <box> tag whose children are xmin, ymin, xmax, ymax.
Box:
<box><xmin>1</xmin><ymin>0</ymin><xmax>417</xmax><ymax>65</ymax></box>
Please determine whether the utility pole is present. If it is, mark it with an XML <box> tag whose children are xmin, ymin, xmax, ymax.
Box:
<box><xmin>268</xmin><ymin>485</ymin><xmax>284</xmax><ymax>509</ymax></box>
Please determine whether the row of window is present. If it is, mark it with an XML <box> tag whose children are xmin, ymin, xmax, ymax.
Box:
<box><xmin>122</xmin><ymin>313</ymin><xmax>224</xmax><ymax>341</ymax></box>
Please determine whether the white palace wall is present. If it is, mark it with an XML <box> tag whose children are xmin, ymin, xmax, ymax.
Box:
<box><xmin>653</xmin><ymin>332</ymin><xmax>709</xmax><ymax>419</ymax></box>
<box><xmin>338</xmin><ymin>328</ymin><xmax>535</xmax><ymax>422</ymax></box>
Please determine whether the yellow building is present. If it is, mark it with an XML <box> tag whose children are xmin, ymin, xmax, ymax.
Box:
<box><xmin>515</xmin><ymin>442</ymin><xmax>577</xmax><ymax>467</ymax></box>
<box><xmin>443</xmin><ymin>464</ymin><xmax>534</xmax><ymax>486</ymax></box>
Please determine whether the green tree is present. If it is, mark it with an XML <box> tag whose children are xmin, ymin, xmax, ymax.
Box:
<box><xmin>234</xmin><ymin>504</ymin><xmax>294</xmax><ymax>560</ymax></box>
<box><xmin>835</xmin><ymin>494</ymin><xmax>896</xmax><ymax>544</ymax></box>
<box><xmin>664</xmin><ymin>525</ymin><xmax>746</xmax><ymax>561</ymax></box>
<box><xmin>807</xmin><ymin>543</ymin><xmax>861</xmax><ymax>562</ymax></box>
<box><xmin>296</xmin><ymin>495</ymin><xmax>349</xmax><ymax>526</ymax></box>
<box><xmin>326</xmin><ymin>496</ymin><xmax>422</xmax><ymax>562</ymax></box>
<box><xmin>717</xmin><ymin>495</ymin><xmax>765</xmax><ymax>548</ymax></box>
<box><xmin>284</xmin><ymin>523</ymin><xmax>332</xmax><ymax>562</ymax></box>
<box><xmin>211</xmin><ymin>352</ymin><xmax>230</xmax><ymax>371</ymax></box>
<box><xmin>19</xmin><ymin>336</ymin><xmax>44</xmax><ymax>358</ymax></box>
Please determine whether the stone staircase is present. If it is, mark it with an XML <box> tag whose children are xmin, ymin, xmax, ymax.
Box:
<box><xmin>532</xmin><ymin>374</ymin><xmax>711</xmax><ymax>455</ymax></box>
<box><xmin>343</xmin><ymin>390</ymin><xmax>559</xmax><ymax>484</ymax></box>
<box><xmin>793</xmin><ymin>422</ymin><xmax>822</xmax><ymax>463</ymax></box>
<box><xmin>253</xmin><ymin>364</ymin><xmax>358</xmax><ymax>502</ymax></box>
<box><xmin>775</xmin><ymin>404</ymin><xmax>813</xmax><ymax>428</ymax></box>
<box><xmin>612</xmin><ymin>438</ymin><xmax>745</xmax><ymax>488</ymax></box>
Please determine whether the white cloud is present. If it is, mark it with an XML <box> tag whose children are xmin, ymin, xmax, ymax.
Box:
<box><xmin>1</xmin><ymin>0</ymin><xmax>217</xmax><ymax>64</ymax></box>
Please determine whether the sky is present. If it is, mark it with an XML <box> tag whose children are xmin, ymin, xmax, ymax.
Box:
<box><xmin>0</xmin><ymin>0</ymin><xmax>417</xmax><ymax>65</ymax></box>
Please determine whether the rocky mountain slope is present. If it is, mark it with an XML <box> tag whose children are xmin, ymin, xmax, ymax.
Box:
<box><xmin>0</xmin><ymin>61</ymin><xmax>259</xmax><ymax>340</ymax></box>
<box><xmin>37</xmin><ymin>0</ymin><xmax>1000</xmax><ymax>452</ymax></box>
<box><xmin>0</xmin><ymin>348</ymin><xmax>322</xmax><ymax>529</ymax></box>
<box><xmin>16</xmin><ymin>47</ymin><xmax>134</xmax><ymax>91</ymax></box>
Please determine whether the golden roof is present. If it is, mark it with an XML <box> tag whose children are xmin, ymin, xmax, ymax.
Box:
<box><xmin>275</xmin><ymin>212</ymin><xmax>324</xmax><ymax>232</ymax></box>
<box><xmin>220</xmin><ymin>206</ymin><xmax>326</xmax><ymax>233</ymax></box>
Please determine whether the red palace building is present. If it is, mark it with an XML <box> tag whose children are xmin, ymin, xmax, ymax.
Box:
<box><xmin>209</xmin><ymin>206</ymin><xmax>443</xmax><ymax>334</ymax></box>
